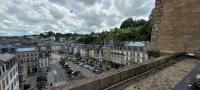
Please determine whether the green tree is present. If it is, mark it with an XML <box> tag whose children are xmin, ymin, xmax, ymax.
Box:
<box><xmin>75</xmin><ymin>52</ymin><xmax>81</xmax><ymax>60</ymax></box>
<box><xmin>135</xmin><ymin>19</ymin><xmax>147</xmax><ymax>27</ymax></box>
<box><xmin>39</xmin><ymin>33</ymin><xmax>45</xmax><ymax>38</ymax></box>
<box><xmin>78</xmin><ymin>35</ymin><xmax>97</xmax><ymax>44</ymax></box>
<box><xmin>73</xmin><ymin>71</ymin><xmax>81</xmax><ymax>76</ymax></box>
<box><xmin>120</xmin><ymin>18</ymin><xmax>135</xmax><ymax>29</ymax></box>
<box><xmin>47</xmin><ymin>31</ymin><xmax>55</xmax><ymax>37</ymax></box>
<box><xmin>59</xmin><ymin>60</ymin><xmax>65</xmax><ymax>66</ymax></box>
<box><xmin>138</xmin><ymin>20</ymin><xmax>152</xmax><ymax>41</ymax></box>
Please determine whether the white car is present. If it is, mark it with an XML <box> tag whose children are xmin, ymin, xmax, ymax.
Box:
<box><xmin>83</xmin><ymin>64</ymin><xmax>90</xmax><ymax>69</ymax></box>
<box><xmin>79</xmin><ymin>62</ymin><xmax>84</xmax><ymax>66</ymax></box>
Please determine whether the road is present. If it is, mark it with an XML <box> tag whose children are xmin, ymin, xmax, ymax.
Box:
<box><xmin>49</xmin><ymin>63</ymin><xmax>66</xmax><ymax>87</ymax></box>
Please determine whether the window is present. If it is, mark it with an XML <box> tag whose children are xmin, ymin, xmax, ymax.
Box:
<box><xmin>11</xmin><ymin>82</ymin><xmax>14</xmax><ymax>90</ymax></box>
<box><xmin>15</xmin><ymin>66</ymin><xmax>18</xmax><ymax>73</ymax></box>
<box><xmin>0</xmin><ymin>83</ymin><xmax>1</xmax><ymax>90</ymax></box>
<box><xmin>13</xmin><ymin>68</ymin><xmax>15</xmax><ymax>76</ymax></box>
<box><xmin>23</xmin><ymin>58</ymin><xmax>26</xmax><ymax>62</ymax></box>
<box><xmin>6</xmin><ymin>76</ymin><xmax>9</xmax><ymax>85</ymax></box>
<box><xmin>2</xmin><ymin>66</ymin><xmax>5</xmax><ymax>72</ymax></box>
<box><xmin>16</xmin><ymin>76</ymin><xmax>19</xmax><ymax>81</ymax></box>
<box><xmin>14</xmin><ymin>78</ymin><xmax>16</xmax><ymax>86</ymax></box>
<box><xmin>10</xmin><ymin>71</ymin><xmax>13</xmax><ymax>80</ymax></box>
<box><xmin>0</xmin><ymin>67</ymin><xmax>1</xmax><ymax>75</ymax></box>
<box><xmin>41</xmin><ymin>63</ymin><xmax>43</xmax><ymax>67</ymax></box>
<box><xmin>42</xmin><ymin>53</ymin><xmax>45</xmax><ymax>57</ymax></box>
<box><xmin>137</xmin><ymin>53</ymin><xmax>140</xmax><ymax>57</ymax></box>
<box><xmin>140</xmin><ymin>47</ymin><xmax>143</xmax><ymax>51</ymax></box>
<box><xmin>2</xmin><ymin>80</ymin><xmax>5</xmax><ymax>89</ymax></box>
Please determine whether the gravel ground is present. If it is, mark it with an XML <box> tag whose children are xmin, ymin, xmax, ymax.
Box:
<box><xmin>125</xmin><ymin>58</ymin><xmax>200</xmax><ymax>90</ymax></box>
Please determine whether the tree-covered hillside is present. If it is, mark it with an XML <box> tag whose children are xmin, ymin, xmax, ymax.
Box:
<box><xmin>78</xmin><ymin>18</ymin><xmax>152</xmax><ymax>44</ymax></box>
<box><xmin>39</xmin><ymin>17</ymin><xmax>152</xmax><ymax>44</ymax></box>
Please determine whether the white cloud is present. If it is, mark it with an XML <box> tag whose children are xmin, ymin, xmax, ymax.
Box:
<box><xmin>0</xmin><ymin>0</ymin><xmax>155</xmax><ymax>36</ymax></box>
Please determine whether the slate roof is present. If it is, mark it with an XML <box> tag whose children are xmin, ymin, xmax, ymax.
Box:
<box><xmin>16</xmin><ymin>47</ymin><xmax>35</xmax><ymax>52</ymax></box>
<box><xmin>0</xmin><ymin>53</ymin><xmax>15</xmax><ymax>62</ymax></box>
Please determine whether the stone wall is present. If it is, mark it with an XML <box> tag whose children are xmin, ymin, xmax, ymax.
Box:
<box><xmin>151</xmin><ymin>0</ymin><xmax>200</xmax><ymax>53</ymax></box>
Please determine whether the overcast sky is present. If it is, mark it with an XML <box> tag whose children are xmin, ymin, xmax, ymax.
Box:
<box><xmin>0</xmin><ymin>0</ymin><xmax>155</xmax><ymax>36</ymax></box>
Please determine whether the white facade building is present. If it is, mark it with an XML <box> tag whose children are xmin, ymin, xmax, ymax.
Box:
<box><xmin>111</xmin><ymin>41</ymin><xmax>149</xmax><ymax>65</ymax></box>
<box><xmin>49</xmin><ymin>36</ymin><xmax>56</xmax><ymax>41</ymax></box>
<box><xmin>51</xmin><ymin>45</ymin><xmax>62</xmax><ymax>51</ymax></box>
<box><xmin>39</xmin><ymin>52</ymin><xmax>50</xmax><ymax>72</ymax></box>
<box><xmin>80</xmin><ymin>48</ymin><xmax>88</xmax><ymax>59</ymax></box>
<box><xmin>0</xmin><ymin>53</ymin><xmax>19</xmax><ymax>90</ymax></box>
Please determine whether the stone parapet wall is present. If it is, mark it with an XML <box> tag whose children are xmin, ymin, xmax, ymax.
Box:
<box><xmin>150</xmin><ymin>0</ymin><xmax>200</xmax><ymax>53</ymax></box>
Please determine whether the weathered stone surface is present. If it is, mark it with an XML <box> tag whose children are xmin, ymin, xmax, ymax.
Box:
<box><xmin>151</xmin><ymin>0</ymin><xmax>200</xmax><ymax>53</ymax></box>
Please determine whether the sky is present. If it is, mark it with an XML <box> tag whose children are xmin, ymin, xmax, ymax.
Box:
<box><xmin>0</xmin><ymin>0</ymin><xmax>155</xmax><ymax>36</ymax></box>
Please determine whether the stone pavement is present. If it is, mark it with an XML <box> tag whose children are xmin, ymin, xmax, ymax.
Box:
<box><xmin>124</xmin><ymin>58</ymin><xmax>200</xmax><ymax>90</ymax></box>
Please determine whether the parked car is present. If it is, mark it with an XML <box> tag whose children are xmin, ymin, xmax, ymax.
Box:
<box><xmin>79</xmin><ymin>62</ymin><xmax>84</xmax><ymax>66</ymax></box>
<box><xmin>94</xmin><ymin>69</ymin><xmax>103</xmax><ymax>74</ymax></box>
<box><xmin>75</xmin><ymin>61</ymin><xmax>80</xmax><ymax>64</ymax></box>
<box><xmin>89</xmin><ymin>66</ymin><xmax>95</xmax><ymax>72</ymax></box>
<box><xmin>83</xmin><ymin>64</ymin><xmax>90</xmax><ymax>69</ymax></box>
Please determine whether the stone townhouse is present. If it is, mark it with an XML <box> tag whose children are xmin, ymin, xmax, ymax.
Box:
<box><xmin>37</xmin><ymin>42</ymin><xmax>51</xmax><ymax>72</ymax></box>
<box><xmin>110</xmin><ymin>42</ymin><xmax>148</xmax><ymax>66</ymax></box>
<box><xmin>65</xmin><ymin>44</ymin><xmax>73</xmax><ymax>54</ymax></box>
<box><xmin>80</xmin><ymin>45</ymin><xmax>100</xmax><ymax>62</ymax></box>
<box><xmin>102</xmin><ymin>45</ymin><xmax>112</xmax><ymax>62</ymax></box>
<box><xmin>88</xmin><ymin>49</ymin><xmax>95</xmax><ymax>59</ymax></box>
<box><xmin>94</xmin><ymin>46</ymin><xmax>103</xmax><ymax>62</ymax></box>
<box><xmin>51</xmin><ymin>42</ymin><xmax>65</xmax><ymax>54</ymax></box>
<box><xmin>111</xmin><ymin>46</ymin><xmax>125</xmax><ymax>65</ymax></box>
<box><xmin>0</xmin><ymin>45</ymin><xmax>27</xmax><ymax>90</ymax></box>
<box><xmin>37</xmin><ymin>42</ymin><xmax>51</xmax><ymax>51</ymax></box>
<box><xmin>0</xmin><ymin>53</ymin><xmax>19</xmax><ymax>90</ymax></box>
<box><xmin>80</xmin><ymin>47</ymin><xmax>89</xmax><ymax>61</ymax></box>
<box><xmin>0</xmin><ymin>45</ymin><xmax>16</xmax><ymax>53</ymax></box>
<box><xmin>73</xmin><ymin>46</ymin><xmax>80</xmax><ymax>55</ymax></box>
<box><xmin>15</xmin><ymin>47</ymin><xmax>39</xmax><ymax>73</ymax></box>
<box><xmin>38</xmin><ymin>51</ymin><xmax>50</xmax><ymax>72</ymax></box>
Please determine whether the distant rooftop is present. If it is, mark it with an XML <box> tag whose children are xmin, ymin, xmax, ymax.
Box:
<box><xmin>126</xmin><ymin>41</ymin><xmax>146</xmax><ymax>47</ymax></box>
<box><xmin>0</xmin><ymin>53</ymin><xmax>15</xmax><ymax>62</ymax></box>
<box><xmin>0</xmin><ymin>45</ymin><xmax>15</xmax><ymax>48</ymax></box>
<box><xmin>16</xmin><ymin>47</ymin><xmax>35</xmax><ymax>52</ymax></box>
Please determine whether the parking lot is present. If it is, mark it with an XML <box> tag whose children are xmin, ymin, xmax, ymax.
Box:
<box><xmin>66</xmin><ymin>61</ymin><xmax>97</xmax><ymax>78</ymax></box>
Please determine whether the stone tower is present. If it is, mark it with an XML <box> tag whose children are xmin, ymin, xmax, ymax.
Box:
<box><xmin>151</xmin><ymin>0</ymin><xmax>200</xmax><ymax>53</ymax></box>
